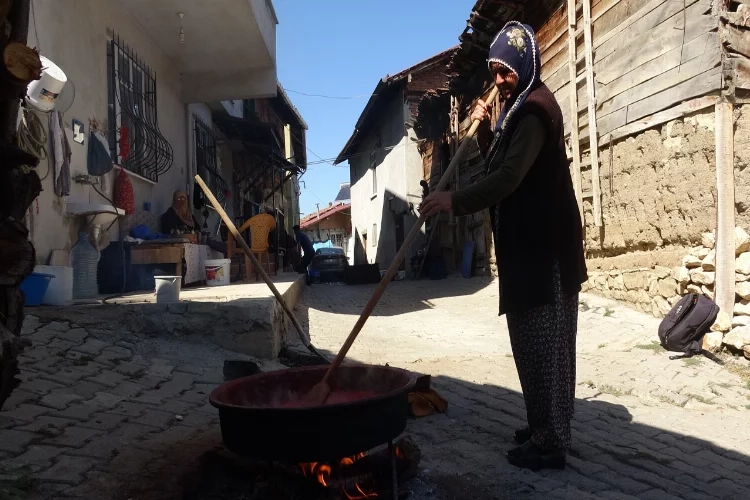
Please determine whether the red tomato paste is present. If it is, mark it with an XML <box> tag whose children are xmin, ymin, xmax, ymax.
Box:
<box><xmin>271</xmin><ymin>390</ymin><xmax>379</xmax><ymax>408</ymax></box>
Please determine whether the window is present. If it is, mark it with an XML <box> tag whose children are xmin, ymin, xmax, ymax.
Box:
<box><xmin>370</xmin><ymin>151</ymin><xmax>377</xmax><ymax>195</ymax></box>
<box><xmin>194</xmin><ymin>115</ymin><xmax>228</xmax><ymax>205</ymax></box>
<box><xmin>370</xmin><ymin>132</ymin><xmax>381</xmax><ymax>196</ymax></box>
<box><xmin>372</xmin><ymin>224</ymin><xmax>377</xmax><ymax>246</ymax></box>
<box><xmin>107</xmin><ymin>34</ymin><xmax>173</xmax><ymax>182</ymax></box>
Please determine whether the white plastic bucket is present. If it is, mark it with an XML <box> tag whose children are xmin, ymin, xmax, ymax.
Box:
<box><xmin>205</xmin><ymin>259</ymin><xmax>231</xmax><ymax>287</ymax></box>
<box><xmin>26</xmin><ymin>56</ymin><xmax>68</xmax><ymax>112</ymax></box>
<box><xmin>35</xmin><ymin>265</ymin><xmax>73</xmax><ymax>306</ymax></box>
<box><xmin>154</xmin><ymin>276</ymin><xmax>181</xmax><ymax>303</ymax></box>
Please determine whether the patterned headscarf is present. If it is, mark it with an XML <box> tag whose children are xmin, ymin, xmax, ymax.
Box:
<box><xmin>171</xmin><ymin>190</ymin><xmax>196</xmax><ymax>229</ymax></box>
<box><xmin>487</xmin><ymin>22</ymin><xmax>542</xmax><ymax>136</ymax></box>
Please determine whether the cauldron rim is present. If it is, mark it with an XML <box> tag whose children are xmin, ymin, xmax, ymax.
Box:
<box><xmin>209</xmin><ymin>364</ymin><xmax>417</xmax><ymax>412</ymax></box>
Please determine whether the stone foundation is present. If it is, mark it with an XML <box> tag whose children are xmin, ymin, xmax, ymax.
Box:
<box><xmin>580</xmin><ymin>105</ymin><xmax>750</xmax><ymax>359</ymax></box>
<box><xmin>583</xmin><ymin>226</ymin><xmax>750</xmax><ymax>359</ymax></box>
<box><xmin>30</xmin><ymin>276</ymin><xmax>306</xmax><ymax>359</ymax></box>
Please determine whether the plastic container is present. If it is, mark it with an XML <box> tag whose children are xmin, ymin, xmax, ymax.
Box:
<box><xmin>20</xmin><ymin>272</ymin><xmax>55</xmax><ymax>306</ymax></box>
<box><xmin>35</xmin><ymin>265</ymin><xmax>73</xmax><ymax>305</ymax></box>
<box><xmin>205</xmin><ymin>259</ymin><xmax>231</xmax><ymax>287</ymax></box>
<box><xmin>154</xmin><ymin>276</ymin><xmax>181</xmax><ymax>303</ymax></box>
<box><xmin>26</xmin><ymin>56</ymin><xmax>68</xmax><ymax>112</ymax></box>
<box><xmin>70</xmin><ymin>232</ymin><xmax>100</xmax><ymax>299</ymax></box>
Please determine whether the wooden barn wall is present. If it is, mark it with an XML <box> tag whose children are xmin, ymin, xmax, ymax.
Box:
<box><xmin>538</xmin><ymin>0</ymin><xmax>721</xmax><ymax>145</ymax></box>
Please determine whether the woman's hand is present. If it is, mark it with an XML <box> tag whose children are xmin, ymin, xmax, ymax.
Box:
<box><xmin>420</xmin><ymin>191</ymin><xmax>452</xmax><ymax>217</ymax></box>
<box><xmin>471</xmin><ymin>99</ymin><xmax>492</xmax><ymax>123</ymax></box>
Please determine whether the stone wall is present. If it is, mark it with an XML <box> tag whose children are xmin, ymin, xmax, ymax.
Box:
<box><xmin>580</xmin><ymin>104</ymin><xmax>750</xmax><ymax>359</ymax></box>
<box><xmin>582</xmin><ymin>108</ymin><xmax>719</xmax><ymax>259</ymax></box>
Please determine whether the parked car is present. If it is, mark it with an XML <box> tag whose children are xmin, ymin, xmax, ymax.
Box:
<box><xmin>307</xmin><ymin>247</ymin><xmax>348</xmax><ymax>283</ymax></box>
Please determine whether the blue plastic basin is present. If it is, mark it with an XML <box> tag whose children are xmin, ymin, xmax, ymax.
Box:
<box><xmin>20</xmin><ymin>272</ymin><xmax>55</xmax><ymax>306</ymax></box>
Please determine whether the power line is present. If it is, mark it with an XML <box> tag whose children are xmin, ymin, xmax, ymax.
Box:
<box><xmin>305</xmin><ymin>143</ymin><xmax>406</xmax><ymax>166</ymax></box>
<box><xmin>286</xmin><ymin>122</ymin><xmax>406</xmax><ymax>167</ymax></box>
<box><xmin>282</xmin><ymin>86</ymin><xmax>377</xmax><ymax>100</ymax></box>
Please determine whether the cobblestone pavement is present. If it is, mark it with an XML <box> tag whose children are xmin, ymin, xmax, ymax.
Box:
<box><xmin>0</xmin><ymin>316</ymin><xmax>285</xmax><ymax>499</ymax></box>
<box><xmin>1</xmin><ymin>277</ymin><xmax>749</xmax><ymax>499</ymax></box>
<box><xmin>296</xmin><ymin>277</ymin><xmax>750</xmax><ymax>500</ymax></box>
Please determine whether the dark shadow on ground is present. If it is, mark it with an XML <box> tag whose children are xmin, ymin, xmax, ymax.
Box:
<box><xmin>299</xmin><ymin>274</ymin><xmax>496</xmax><ymax>318</ymax></box>
<box><xmin>113</xmin><ymin>365</ymin><xmax>750</xmax><ymax>500</ymax></box>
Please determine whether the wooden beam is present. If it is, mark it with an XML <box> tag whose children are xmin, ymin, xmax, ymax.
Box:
<box><xmin>582</xmin><ymin>0</ymin><xmax>602</xmax><ymax>227</ymax></box>
<box><xmin>597</xmin><ymin>44</ymin><xmax>721</xmax><ymax>117</ymax></box>
<box><xmin>626</xmin><ymin>66</ymin><xmax>722</xmax><ymax>123</ymax></box>
<box><xmin>733</xmin><ymin>57</ymin><xmax>750</xmax><ymax>90</ymax></box>
<box><xmin>596</xmin><ymin>31</ymin><xmax>718</xmax><ymax>106</ymax></box>
<box><xmin>596</xmin><ymin>10</ymin><xmax>716</xmax><ymax>86</ymax></box>
<box><xmin>595</xmin><ymin>0</ymin><xmax>703</xmax><ymax>66</ymax></box>
<box><xmin>566</xmin><ymin>96</ymin><xmax>719</xmax><ymax>159</ymax></box>
<box><xmin>567</xmin><ymin>0</ymin><xmax>583</xmax><ymax>222</ymax></box>
<box><xmin>604</xmin><ymin>95</ymin><xmax>718</xmax><ymax>146</ymax></box>
<box><xmin>724</xmin><ymin>24</ymin><xmax>750</xmax><ymax>59</ymax></box>
<box><xmin>714</xmin><ymin>100</ymin><xmax>735</xmax><ymax>332</ymax></box>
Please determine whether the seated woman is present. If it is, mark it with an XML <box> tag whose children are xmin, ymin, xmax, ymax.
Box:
<box><xmin>161</xmin><ymin>190</ymin><xmax>199</xmax><ymax>235</ymax></box>
<box><xmin>161</xmin><ymin>190</ymin><xmax>229</xmax><ymax>255</ymax></box>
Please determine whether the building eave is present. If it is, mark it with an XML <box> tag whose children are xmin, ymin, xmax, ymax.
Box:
<box><xmin>334</xmin><ymin>46</ymin><xmax>459</xmax><ymax>165</ymax></box>
<box><xmin>276</xmin><ymin>84</ymin><xmax>308</xmax><ymax>130</ymax></box>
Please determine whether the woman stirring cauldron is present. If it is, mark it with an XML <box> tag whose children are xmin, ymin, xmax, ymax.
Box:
<box><xmin>421</xmin><ymin>22</ymin><xmax>587</xmax><ymax>470</ymax></box>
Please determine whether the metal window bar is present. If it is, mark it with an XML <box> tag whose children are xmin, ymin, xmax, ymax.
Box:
<box><xmin>107</xmin><ymin>34</ymin><xmax>173</xmax><ymax>182</ymax></box>
<box><xmin>194</xmin><ymin>115</ymin><xmax>227</xmax><ymax>205</ymax></box>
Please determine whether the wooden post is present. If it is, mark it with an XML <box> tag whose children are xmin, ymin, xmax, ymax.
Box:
<box><xmin>0</xmin><ymin>0</ymin><xmax>41</xmax><ymax>411</ymax></box>
<box><xmin>714</xmin><ymin>100</ymin><xmax>735</xmax><ymax>330</ymax></box>
<box><xmin>582</xmin><ymin>0</ymin><xmax>602</xmax><ymax>227</ymax></box>
<box><xmin>567</xmin><ymin>0</ymin><xmax>583</xmax><ymax>223</ymax></box>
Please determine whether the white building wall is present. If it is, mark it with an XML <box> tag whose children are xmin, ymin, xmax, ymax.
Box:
<box><xmin>28</xmin><ymin>0</ymin><xmax>188</xmax><ymax>264</ymax></box>
<box><xmin>349</xmin><ymin>88</ymin><xmax>424</xmax><ymax>271</ymax></box>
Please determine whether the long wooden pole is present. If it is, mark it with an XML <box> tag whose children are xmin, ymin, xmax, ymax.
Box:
<box><xmin>318</xmin><ymin>87</ymin><xmax>499</xmax><ymax>387</ymax></box>
<box><xmin>714</xmin><ymin>100</ymin><xmax>735</xmax><ymax>335</ymax></box>
<box><xmin>582</xmin><ymin>0</ymin><xmax>602</xmax><ymax>227</ymax></box>
<box><xmin>194</xmin><ymin>175</ymin><xmax>326</xmax><ymax>361</ymax></box>
<box><xmin>567</xmin><ymin>0</ymin><xmax>583</xmax><ymax>222</ymax></box>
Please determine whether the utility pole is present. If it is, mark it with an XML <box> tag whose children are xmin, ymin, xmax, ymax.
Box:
<box><xmin>315</xmin><ymin>203</ymin><xmax>321</xmax><ymax>241</ymax></box>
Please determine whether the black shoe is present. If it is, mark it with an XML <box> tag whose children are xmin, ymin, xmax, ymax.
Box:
<box><xmin>506</xmin><ymin>441</ymin><xmax>566</xmax><ymax>471</ymax></box>
<box><xmin>514</xmin><ymin>427</ymin><xmax>531</xmax><ymax>445</ymax></box>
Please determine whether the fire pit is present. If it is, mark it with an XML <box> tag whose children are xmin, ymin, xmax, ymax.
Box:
<box><xmin>209</xmin><ymin>364</ymin><xmax>418</xmax><ymax>499</ymax></box>
<box><xmin>179</xmin><ymin>436</ymin><xmax>421</xmax><ymax>499</ymax></box>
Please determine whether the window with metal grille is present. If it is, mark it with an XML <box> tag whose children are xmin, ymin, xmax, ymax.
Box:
<box><xmin>107</xmin><ymin>34</ymin><xmax>173</xmax><ymax>182</ymax></box>
<box><xmin>194</xmin><ymin>115</ymin><xmax>228</xmax><ymax>205</ymax></box>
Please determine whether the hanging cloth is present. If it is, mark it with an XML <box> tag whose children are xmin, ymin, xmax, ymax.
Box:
<box><xmin>87</xmin><ymin>130</ymin><xmax>113</xmax><ymax>177</ymax></box>
<box><xmin>49</xmin><ymin>111</ymin><xmax>71</xmax><ymax>196</ymax></box>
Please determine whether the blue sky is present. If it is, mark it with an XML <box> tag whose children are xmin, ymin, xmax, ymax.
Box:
<box><xmin>274</xmin><ymin>0</ymin><xmax>475</xmax><ymax>218</ymax></box>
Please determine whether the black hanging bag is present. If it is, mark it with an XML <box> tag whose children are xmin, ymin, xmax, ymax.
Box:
<box><xmin>657</xmin><ymin>293</ymin><xmax>722</xmax><ymax>362</ymax></box>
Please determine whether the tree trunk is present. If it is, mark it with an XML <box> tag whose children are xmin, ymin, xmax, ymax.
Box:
<box><xmin>0</xmin><ymin>0</ymin><xmax>41</xmax><ymax>411</ymax></box>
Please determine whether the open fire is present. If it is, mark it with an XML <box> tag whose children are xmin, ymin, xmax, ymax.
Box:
<box><xmin>300</xmin><ymin>452</ymin><xmax>379</xmax><ymax>499</ymax></box>
<box><xmin>299</xmin><ymin>439</ymin><xmax>417</xmax><ymax>500</ymax></box>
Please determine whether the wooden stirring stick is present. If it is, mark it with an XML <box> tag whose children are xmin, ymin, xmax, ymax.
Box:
<box><xmin>307</xmin><ymin>86</ymin><xmax>500</xmax><ymax>405</ymax></box>
<box><xmin>194</xmin><ymin>175</ymin><xmax>327</xmax><ymax>362</ymax></box>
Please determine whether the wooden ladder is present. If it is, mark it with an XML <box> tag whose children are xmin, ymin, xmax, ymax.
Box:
<box><xmin>567</xmin><ymin>0</ymin><xmax>602</xmax><ymax>227</ymax></box>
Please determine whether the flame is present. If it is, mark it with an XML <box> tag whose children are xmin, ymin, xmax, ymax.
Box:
<box><xmin>299</xmin><ymin>451</ymin><xmax>380</xmax><ymax>498</ymax></box>
<box><xmin>299</xmin><ymin>461</ymin><xmax>332</xmax><ymax>487</ymax></box>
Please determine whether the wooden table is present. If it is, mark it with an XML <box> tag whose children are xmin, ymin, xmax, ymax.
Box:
<box><xmin>130</xmin><ymin>244</ymin><xmax>184</xmax><ymax>278</ymax></box>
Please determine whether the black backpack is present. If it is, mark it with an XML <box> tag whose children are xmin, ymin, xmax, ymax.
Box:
<box><xmin>658</xmin><ymin>293</ymin><xmax>722</xmax><ymax>362</ymax></box>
